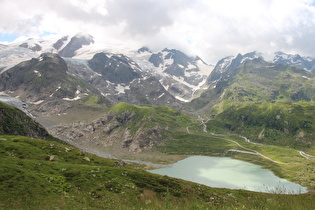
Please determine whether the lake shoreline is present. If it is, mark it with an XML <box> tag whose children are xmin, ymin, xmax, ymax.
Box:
<box><xmin>149</xmin><ymin>156</ymin><xmax>308</xmax><ymax>194</ymax></box>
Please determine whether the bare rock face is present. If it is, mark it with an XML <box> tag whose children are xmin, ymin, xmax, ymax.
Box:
<box><xmin>121</xmin><ymin>129</ymin><xmax>133</xmax><ymax>149</ymax></box>
<box><xmin>128</xmin><ymin>126</ymin><xmax>162</xmax><ymax>153</ymax></box>
<box><xmin>0</xmin><ymin>53</ymin><xmax>69</xmax><ymax>102</ymax></box>
<box><xmin>88</xmin><ymin>53</ymin><xmax>142</xmax><ymax>84</ymax></box>
<box><xmin>53</xmin><ymin>36</ymin><xmax>68</xmax><ymax>51</ymax></box>
<box><xmin>19</xmin><ymin>42</ymin><xmax>42</xmax><ymax>52</ymax></box>
<box><xmin>59</xmin><ymin>33</ymin><xmax>94</xmax><ymax>58</ymax></box>
<box><xmin>50</xmin><ymin>111</ymin><xmax>163</xmax><ymax>153</ymax></box>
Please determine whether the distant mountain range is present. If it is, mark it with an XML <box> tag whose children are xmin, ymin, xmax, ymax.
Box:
<box><xmin>1</xmin><ymin>33</ymin><xmax>315</xmax><ymax>210</ymax></box>
<box><xmin>1</xmin><ymin>33</ymin><xmax>314</xmax><ymax>105</ymax></box>
<box><xmin>273</xmin><ymin>51</ymin><xmax>315</xmax><ymax>73</ymax></box>
<box><xmin>0</xmin><ymin>33</ymin><xmax>314</xmax><ymax>152</ymax></box>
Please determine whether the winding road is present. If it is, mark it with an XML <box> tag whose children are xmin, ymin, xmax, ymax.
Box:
<box><xmin>191</xmin><ymin>115</ymin><xmax>315</xmax><ymax>164</ymax></box>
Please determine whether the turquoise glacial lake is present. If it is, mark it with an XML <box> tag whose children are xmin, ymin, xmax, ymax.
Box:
<box><xmin>149</xmin><ymin>156</ymin><xmax>308</xmax><ymax>194</ymax></box>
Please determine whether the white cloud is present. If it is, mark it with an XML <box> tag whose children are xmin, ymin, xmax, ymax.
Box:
<box><xmin>0</xmin><ymin>0</ymin><xmax>315</xmax><ymax>63</ymax></box>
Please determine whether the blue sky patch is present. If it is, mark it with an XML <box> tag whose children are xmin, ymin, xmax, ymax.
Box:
<box><xmin>0</xmin><ymin>33</ymin><xmax>20</xmax><ymax>43</ymax></box>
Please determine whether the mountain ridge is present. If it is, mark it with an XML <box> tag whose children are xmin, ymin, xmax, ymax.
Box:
<box><xmin>0</xmin><ymin>34</ymin><xmax>315</xmax><ymax>153</ymax></box>
<box><xmin>1</xmin><ymin>34</ymin><xmax>315</xmax><ymax>209</ymax></box>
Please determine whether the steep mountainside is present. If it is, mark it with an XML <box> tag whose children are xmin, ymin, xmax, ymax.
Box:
<box><xmin>1</xmin><ymin>34</ymin><xmax>315</xmax><ymax>151</ymax></box>
<box><xmin>189</xmin><ymin>55</ymin><xmax>315</xmax><ymax>149</ymax></box>
<box><xmin>145</xmin><ymin>48</ymin><xmax>214</xmax><ymax>101</ymax></box>
<box><xmin>273</xmin><ymin>51</ymin><xmax>315</xmax><ymax>73</ymax></box>
<box><xmin>58</xmin><ymin>33</ymin><xmax>94</xmax><ymax>57</ymax></box>
<box><xmin>0</xmin><ymin>53</ymin><xmax>70</xmax><ymax>101</ymax></box>
<box><xmin>0</xmin><ymin>34</ymin><xmax>215</xmax><ymax>104</ymax></box>
<box><xmin>66</xmin><ymin>48</ymin><xmax>214</xmax><ymax>105</ymax></box>
<box><xmin>211</xmin><ymin>58</ymin><xmax>314</xmax><ymax>103</ymax></box>
<box><xmin>0</xmin><ymin>44</ymin><xmax>38</xmax><ymax>72</ymax></box>
<box><xmin>189</xmin><ymin>53</ymin><xmax>314</xmax><ymax>109</ymax></box>
<box><xmin>68</xmin><ymin>52</ymin><xmax>182</xmax><ymax>107</ymax></box>
<box><xmin>148</xmin><ymin>48</ymin><xmax>209</xmax><ymax>85</ymax></box>
<box><xmin>0</xmin><ymin>53</ymin><xmax>111</xmax><ymax>123</ymax></box>
<box><xmin>88</xmin><ymin>52</ymin><xmax>142</xmax><ymax>83</ymax></box>
<box><xmin>0</xmin><ymin>101</ymin><xmax>49</xmax><ymax>139</ymax></box>
<box><xmin>0</xmin><ymin>33</ymin><xmax>95</xmax><ymax>72</ymax></box>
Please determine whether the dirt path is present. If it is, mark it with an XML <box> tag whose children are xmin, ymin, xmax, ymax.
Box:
<box><xmin>298</xmin><ymin>151</ymin><xmax>315</xmax><ymax>159</ymax></box>
<box><xmin>193</xmin><ymin>116</ymin><xmax>289</xmax><ymax>164</ymax></box>
<box><xmin>195</xmin><ymin>115</ymin><xmax>315</xmax><ymax>162</ymax></box>
<box><xmin>192</xmin><ymin>130</ymin><xmax>287</xmax><ymax>164</ymax></box>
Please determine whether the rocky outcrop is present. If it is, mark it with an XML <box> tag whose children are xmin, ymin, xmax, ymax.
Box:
<box><xmin>19</xmin><ymin>42</ymin><xmax>42</xmax><ymax>52</ymax></box>
<box><xmin>0</xmin><ymin>53</ymin><xmax>109</xmax><ymax>117</ymax></box>
<box><xmin>88</xmin><ymin>53</ymin><xmax>142</xmax><ymax>84</ymax></box>
<box><xmin>131</xmin><ymin>127</ymin><xmax>162</xmax><ymax>152</ymax></box>
<box><xmin>53</xmin><ymin>36</ymin><xmax>68</xmax><ymax>51</ymax></box>
<box><xmin>59</xmin><ymin>33</ymin><xmax>94</xmax><ymax>57</ymax></box>
<box><xmin>273</xmin><ymin>51</ymin><xmax>315</xmax><ymax>73</ymax></box>
<box><xmin>137</xmin><ymin>47</ymin><xmax>151</xmax><ymax>53</ymax></box>
<box><xmin>50</xmin><ymin>111</ymin><xmax>163</xmax><ymax>153</ymax></box>
<box><xmin>149</xmin><ymin>53</ymin><xmax>163</xmax><ymax>67</ymax></box>
<box><xmin>0</xmin><ymin>53</ymin><xmax>69</xmax><ymax>101</ymax></box>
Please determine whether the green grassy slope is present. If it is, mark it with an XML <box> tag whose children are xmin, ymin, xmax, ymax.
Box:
<box><xmin>109</xmin><ymin>102</ymin><xmax>196</xmax><ymax>134</ymax></box>
<box><xmin>1</xmin><ymin>86</ymin><xmax>315</xmax><ymax>209</ymax></box>
<box><xmin>1</xmin><ymin>135</ymin><xmax>315</xmax><ymax>209</ymax></box>
<box><xmin>156</xmin><ymin>130</ymin><xmax>315</xmax><ymax>190</ymax></box>
<box><xmin>206</xmin><ymin>102</ymin><xmax>315</xmax><ymax>150</ymax></box>
<box><xmin>0</xmin><ymin>101</ymin><xmax>49</xmax><ymax>139</ymax></box>
<box><xmin>48</xmin><ymin>102</ymin><xmax>203</xmax><ymax>162</ymax></box>
<box><xmin>217</xmin><ymin>60</ymin><xmax>315</xmax><ymax>103</ymax></box>
<box><xmin>188</xmin><ymin>58</ymin><xmax>315</xmax><ymax>150</ymax></box>
<box><xmin>56</xmin><ymin>102</ymin><xmax>202</xmax><ymax>155</ymax></box>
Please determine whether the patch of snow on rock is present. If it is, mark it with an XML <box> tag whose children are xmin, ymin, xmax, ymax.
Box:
<box><xmin>175</xmin><ymin>95</ymin><xmax>190</xmax><ymax>102</ymax></box>
<box><xmin>115</xmin><ymin>84</ymin><xmax>130</xmax><ymax>94</ymax></box>
<box><xmin>63</xmin><ymin>96</ymin><xmax>81</xmax><ymax>101</ymax></box>
<box><xmin>158</xmin><ymin>93</ymin><xmax>165</xmax><ymax>98</ymax></box>
<box><xmin>33</xmin><ymin>70</ymin><xmax>41</xmax><ymax>77</ymax></box>
<box><xmin>196</xmin><ymin>60</ymin><xmax>215</xmax><ymax>76</ymax></box>
<box><xmin>32</xmin><ymin>100</ymin><xmax>44</xmax><ymax>105</ymax></box>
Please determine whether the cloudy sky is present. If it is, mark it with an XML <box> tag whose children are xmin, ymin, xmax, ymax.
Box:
<box><xmin>0</xmin><ymin>0</ymin><xmax>315</xmax><ymax>63</ymax></box>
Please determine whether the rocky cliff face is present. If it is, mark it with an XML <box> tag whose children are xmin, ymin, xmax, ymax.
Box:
<box><xmin>50</xmin><ymin>111</ymin><xmax>163</xmax><ymax>153</ymax></box>
<box><xmin>0</xmin><ymin>53</ymin><xmax>69</xmax><ymax>101</ymax></box>
<box><xmin>0</xmin><ymin>53</ymin><xmax>111</xmax><ymax>118</ymax></box>
<box><xmin>1</xmin><ymin>36</ymin><xmax>215</xmax><ymax>104</ymax></box>
<box><xmin>206</xmin><ymin>52</ymin><xmax>262</xmax><ymax>85</ymax></box>
<box><xmin>19</xmin><ymin>42</ymin><xmax>42</xmax><ymax>52</ymax></box>
<box><xmin>59</xmin><ymin>33</ymin><xmax>94</xmax><ymax>57</ymax></box>
<box><xmin>149</xmin><ymin>48</ymin><xmax>209</xmax><ymax>86</ymax></box>
<box><xmin>64</xmin><ymin>52</ymin><xmax>182</xmax><ymax>107</ymax></box>
<box><xmin>273</xmin><ymin>51</ymin><xmax>315</xmax><ymax>73</ymax></box>
<box><xmin>88</xmin><ymin>53</ymin><xmax>142</xmax><ymax>83</ymax></box>
<box><xmin>53</xmin><ymin>36</ymin><xmax>69</xmax><ymax>51</ymax></box>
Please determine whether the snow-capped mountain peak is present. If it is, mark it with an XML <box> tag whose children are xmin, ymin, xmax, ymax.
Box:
<box><xmin>74</xmin><ymin>32</ymin><xmax>94</xmax><ymax>41</ymax></box>
<box><xmin>273</xmin><ymin>51</ymin><xmax>315</xmax><ymax>73</ymax></box>
<box><xmin>242</xmin><ymin>51</ymin><xmax>263</xmax><ymax>62</ymax></box>
<box><xmin>18</xmin><ymin>38</ymin><xmax>42</xmax><ymax>52</ymax></box>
